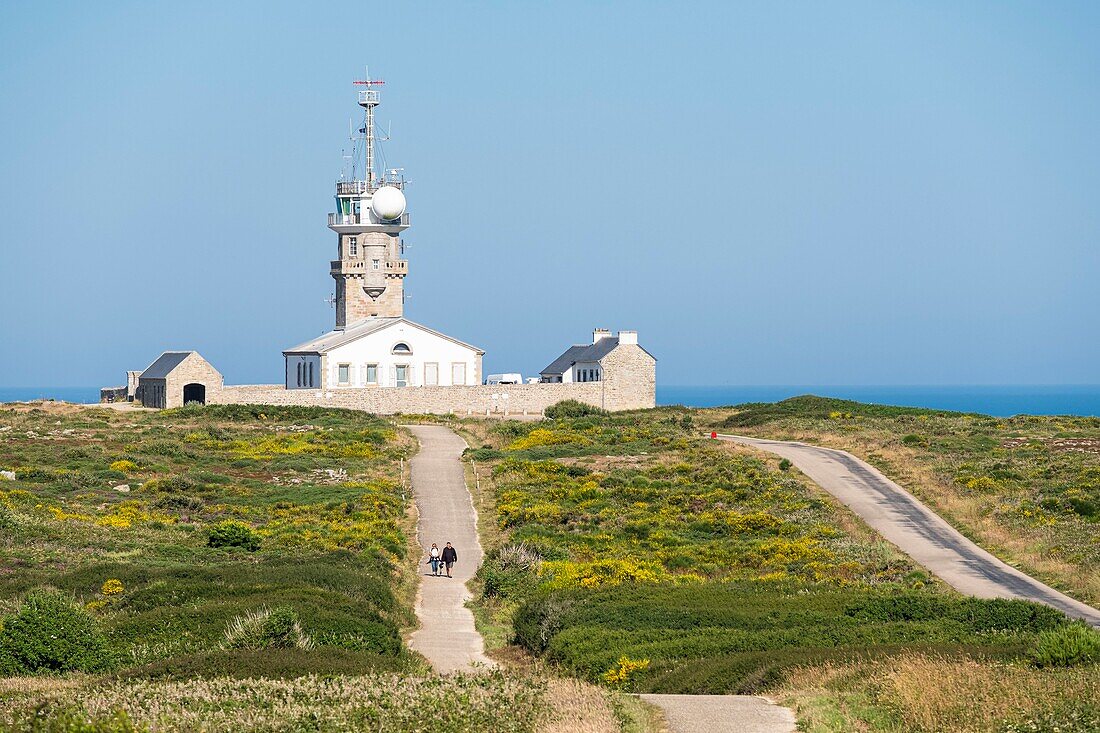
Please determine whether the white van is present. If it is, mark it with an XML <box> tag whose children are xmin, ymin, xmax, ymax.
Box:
<box><xmin>485</xmin><ymin>373</ymin><xmax>523</xmax><ymax>385</ymax></box>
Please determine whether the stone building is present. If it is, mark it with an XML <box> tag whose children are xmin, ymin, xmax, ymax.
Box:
<box><xmin>136</xmin><ymin>351</ymin><xmax>223</xmax><ymax>409</ymax></box>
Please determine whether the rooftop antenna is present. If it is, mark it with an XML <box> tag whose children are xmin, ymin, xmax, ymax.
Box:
<box><xmin>353</xmin><ymin>68</ymin><xmax>385</xmax><ymax>188</ymax></box>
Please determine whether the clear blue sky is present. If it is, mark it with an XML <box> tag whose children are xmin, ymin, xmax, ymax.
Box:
<box><xmin>2</xmin><ymin>1</ymin><xmax>1098</xmax><ymax>387</ymax></box>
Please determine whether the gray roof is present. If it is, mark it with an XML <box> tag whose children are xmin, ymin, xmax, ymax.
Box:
<box><xmin>284</xmin><ymin>317</ymin><xmax>484</xmax><ymax>355</ymax></box>
<box><xmin>140</xmin><ymin>351</ymin><xmax>193</xmax><ymax>379</ymax></box>
<box><xmin>540</xmin><ymin>337</ymin><xmax>622</xmax><ymax>376</ymax></box>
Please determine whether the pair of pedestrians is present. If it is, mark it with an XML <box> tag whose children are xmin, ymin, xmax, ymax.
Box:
<box><xmin>427</xmin><ymin>542</ymin><xmax>457</xmax><ymax>577</ymax></box>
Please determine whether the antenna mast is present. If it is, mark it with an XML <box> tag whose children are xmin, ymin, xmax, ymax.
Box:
<box><xmin>353</xmin><ymin>71</ymin><xmax>385</xmax><ymax>189</ymax></box>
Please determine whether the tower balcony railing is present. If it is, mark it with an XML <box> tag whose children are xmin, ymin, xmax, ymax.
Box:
<box><xmin>335</xmin><ymin>178</ymin><xmax>406</xmax><ymax>195</ymax></box>
<box><xmin>330</xmin><ymin>259</ymin><xmax>408</xmax><ymax>274</ymax></box>
<box><xmin>328</xmin><ymin>212</ymin><xmax>410</xmax><ymax>227</ymax></box>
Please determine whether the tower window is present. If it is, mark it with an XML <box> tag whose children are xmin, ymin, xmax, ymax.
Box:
<box><xmin>348</xmin><ymin>237</ymin><xmax>358</xmax><ymax>257</ymax></box>
<box><xmin>372</xmin><ymin>259</ymin><xmax>380</xmax><ymax>270</ymax></box>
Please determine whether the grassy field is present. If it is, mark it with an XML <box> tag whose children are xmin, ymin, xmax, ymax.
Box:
<box><xmin>461</xmin><ymin>402</ymin><xmax>1100</xmax><ymax>732</ymax></box>
<box><xmin>710</xmin><ymin>396</ymin><xmax>1100</xmax><ymax>604</ymax></box>
<box><xmin>3</xmin><ymin>398</ymin><xmax>1098</xmax><ymax>732</ymax></box>
<box><xmin>0</xmin><ymin>402</ymin><xmax>630</xmax><ymax>733</ymax></box>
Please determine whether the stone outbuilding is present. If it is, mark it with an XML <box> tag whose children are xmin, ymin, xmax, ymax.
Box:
<box><xmin>137</xmin><ymin>351</ymin><xmax>223</xmax><ymax>409</ymax></box>
<box><xmin>539</xmin><ymin>329</ymin><xmax>656</xmax><ymax>410</ymax></box>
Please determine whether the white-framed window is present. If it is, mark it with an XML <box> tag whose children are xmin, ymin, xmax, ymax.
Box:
<box><xmin>392</xmin><ymin>342</ymin><xmax>412</xmax><ymax>355</ymax></box>
<box><xmin>364</xmin><ymin>363</ymin><xmax>378</xmax><ymax>385</ymax></box>
<box><xmin>424</xmin><ymin>362</ymin><xmax>439</xmax><ymax>386</ymax></box>
<box><xmin>337</xmin><ymin>363</ymin><xmax>351</xmax><ymax>385</ymax></box>
<box><xmin>348</xmin><ymin>237</ymin><xmax>358</xmax><ymax>257</ymax></box>
<box><xmin>451</xmin><ymin>362</ymin><xmax>466</xmax><ymax>385</ymax></box>
<box><xmin>372</xmin><ymin>258</ymin><xmax>380</xmax><ymax>270</ymax></box>
<box><xmin>394</xmin><ymin>364</ymin><xmax>409</xmax><ymax>387</ymax></box>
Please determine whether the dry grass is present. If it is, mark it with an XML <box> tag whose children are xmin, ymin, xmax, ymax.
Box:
<box><xmin>0</xmin><ymin>672</ymin><xmax>550</xmax><ymax>732</ymax></box>
<box><xmin>539</xmin><ymin>679</ymin><xmax>620</xmax><ymax>733</ymax></box>
<box><xmin>778</xmin><ymin>653</ymin><xmax>1100</xmax><ymax>733</ymax></box>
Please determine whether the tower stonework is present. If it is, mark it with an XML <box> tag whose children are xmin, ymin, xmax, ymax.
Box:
<box><xmin>328</xmin><ymin>77</ymin><xmax>410</xmax><ymax>330</ymax></box>
<box><xmin>331</xmin><ymin>230</ymin><xmax>407</xmax><ymax>326</ymax></box>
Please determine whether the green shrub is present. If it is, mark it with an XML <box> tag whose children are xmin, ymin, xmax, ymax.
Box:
<box><xmin>778</xmin><ymin>458</ymin><xmax>792</xmax><ymax>471</ymax></box>
<box><xmin>1031</xmin><ymin>623</ymin><xmax>1100</xmax><ymax>667</ymax></box>
<box><xmin>545</xmin><ymin>400</ymin><xmax>608</xmax><ymax>419</ymax></box>
<box><xmin>0</xmin><ymin>588</ymin><xmax>115</xmax><ymax>674</ymax></box>
<box><xmin>207</xmin><ymin>520</ymin><xmax>261</xmax><ymax>551</ymax></box>
<box><xmin>223</xmin><ymin>606</ymin><xmax>313</xmax><ymax>650</ymax></box>
<box><xmin>844</xmin><ymin>593</ymin><xmax>1065</xmax><ymax>632</ymax></box>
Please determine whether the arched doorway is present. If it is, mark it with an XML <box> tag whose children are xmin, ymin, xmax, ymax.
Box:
<box><xmin>183</xmin><ymin>383</ymin><xmax>206</xmax><ymax>405</ymax></box>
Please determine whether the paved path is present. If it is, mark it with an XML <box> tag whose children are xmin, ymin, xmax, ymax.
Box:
<box><xmin>641</xmin><ymin>694</ymin><xmax>796</xmax><ymax>733</ymax></box>
<box><xmin>405</xmin><ymin>425</ymin><xmax>495</xmax><ymax>672</ymax></box>
<box><xmin>721</xmin><ymin>434</ymin><xmax>1100</xmax><ymax>626</ymax></box>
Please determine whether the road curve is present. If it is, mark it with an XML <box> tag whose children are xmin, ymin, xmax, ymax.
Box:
<box><xmin>405</xmin><ymin>425</ymin><xmax>495</xmax><ymax>672</ymax></box>
<box><xmin>720</xmin><ymin>434</ymin><xmax>1100</xmax><ymax>626</ymax></box>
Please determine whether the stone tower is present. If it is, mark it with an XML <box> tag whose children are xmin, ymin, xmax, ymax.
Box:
<box><xmin>328</xmin><ymin>75</ymin><xmax>410</xmax><ymax>329</ymax></box>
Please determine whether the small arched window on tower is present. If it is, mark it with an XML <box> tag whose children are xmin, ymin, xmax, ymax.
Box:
<box><xmin>392</xmin><ymin>342</ymin><xmax>412</xmax><ymax>355</ymax></box>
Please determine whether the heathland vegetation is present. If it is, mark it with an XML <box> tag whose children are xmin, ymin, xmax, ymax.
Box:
<box><xmin>0</xmin><ymin>403</ymin><xmax>585</xmax><ymax>732</ymax></box>
<box><xmin>2</xmin><ymin>397</ymin><xmax>1098</xmax><ymax>732</ymax></box>
<box><xmin>461</xmin><ymin>402</ymin><xmax>1100</xmax><ymax>732</ymax></box>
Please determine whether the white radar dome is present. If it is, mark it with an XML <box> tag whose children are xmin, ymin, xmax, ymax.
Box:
<box><xmin>371</xmin><ymin>186</ymin><xmax>407</xmax><ymax>221</ymax></box>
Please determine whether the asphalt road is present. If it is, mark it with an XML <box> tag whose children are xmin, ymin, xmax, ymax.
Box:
<box><xmin>405</xmin><ymin>425</ymin><xmax>495</xmax><ymax>672</ymax></box>
<box><xmin>640</xmin><ymin>694</ymin><xmax>797</xmax><ymax>733</ymax></box>
<box><xmin>721</xmin><ymin>434</ymin><xmax>1100</xmax><ymax>626</ymax></box>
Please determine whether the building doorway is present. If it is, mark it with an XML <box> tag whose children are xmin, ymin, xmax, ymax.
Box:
<box><xmin>183</xmin><ymin>383</ymin><xmax>206</xmax><ymax>405</ymax></box>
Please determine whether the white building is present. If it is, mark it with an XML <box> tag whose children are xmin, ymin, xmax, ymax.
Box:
<box><xmin>284</xmin><ymin>317</ymin><xmax>483</xmax><ymax>390</ymax></box>
<box><xmin>282</xmin><ymin>75</ymin><xmax>484</xmax><ymax>392</ymax></box>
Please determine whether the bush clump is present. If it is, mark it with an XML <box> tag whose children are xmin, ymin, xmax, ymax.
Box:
<box><xmin>223</xmin><ymin>607</ymin><xmax>314</xmax><ymax>650</ymax></box>
<box><xmin>0</xmin><ymin>588</ymin><xmax>115</xmax><ymax>674</ymax></box>
<box><xmin>207</xmin><ymin>520</ymin><xmax>261</xmax><ymax>551</ymax></box>
<box><xmin>1031</xmin><ymin>623</ymin><xmax>1100</xmax><ymax>667</ymax></box>
<box><xmin>544</xmin><ymin>400</ymin><xmax>607</xmax><ymax>420</ymax></box>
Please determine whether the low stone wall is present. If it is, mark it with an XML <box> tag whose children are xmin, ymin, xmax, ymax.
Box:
<box><xmin>210</xmin><ymin>381</ymin><xmax>613</xmax><ymax>415</ymax></box>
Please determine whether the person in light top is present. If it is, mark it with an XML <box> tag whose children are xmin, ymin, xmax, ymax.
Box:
<box><xmin>427</xmin><ymin>543</ymin><xmax>441</xmax><ymax>575</ymax></box>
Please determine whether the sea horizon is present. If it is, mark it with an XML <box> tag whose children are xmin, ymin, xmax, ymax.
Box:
<box><xmin>3</xmin><ymin>384</ymin><xmax>1100</xmax><ymax>418</ymax></box>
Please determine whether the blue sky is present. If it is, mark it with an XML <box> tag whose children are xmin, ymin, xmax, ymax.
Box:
<box><xmin>1</xmin><ymin>1</ymin><xmax>1098</xmax><ymax>387</ymax></box>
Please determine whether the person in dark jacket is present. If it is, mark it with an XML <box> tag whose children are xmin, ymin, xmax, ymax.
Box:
<box><xmin>440</xmin><ymin>542</ymin><xmax>457</xmax><ymax>577</ymax></box>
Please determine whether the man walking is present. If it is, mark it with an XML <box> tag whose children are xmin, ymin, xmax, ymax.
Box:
<box><xmin>440</xmin><ymin>542</ymin><xmax>457</xmax><ymax>578</ymax></box>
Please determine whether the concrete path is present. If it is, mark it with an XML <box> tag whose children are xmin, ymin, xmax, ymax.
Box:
<box><xmin>405</xmin><ymin>425</ymin><xmax>495</xmax><ymax>672</ymax></box>
<box><xmin>721</xmin><ymin>434</ymin><xmax>1100</xmax><ymax>626</ymax></box>
<box><xmin>641</xmin><ymin>695</ymin><xmax>797</xmax><ymax>733</ymax></box>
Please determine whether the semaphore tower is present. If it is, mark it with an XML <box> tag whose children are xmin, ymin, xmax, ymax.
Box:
<box><xmin>328</xmin><ymin>73</ymin><xmax>410</xmax><ymax>329</ymax></box>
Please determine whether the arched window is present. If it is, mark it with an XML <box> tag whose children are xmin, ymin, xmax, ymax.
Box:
<box><xmin>392</xmin><ymin>342</ymin><xmax>412</xmax><ymax>355</ymax></box>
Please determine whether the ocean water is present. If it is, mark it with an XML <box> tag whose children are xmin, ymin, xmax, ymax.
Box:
<box><xmin>657</xmin><ymin>385</ymin><xmax>1100</xmax><ymax>417</ymax></box>
<box><xmin>0</xmin><ymin>387</ymin><xmax>102</xmax><ymax>404</ymax></box>
<box><xmin>2</xmin><ymin>385</ymin><xmax>1099</xmax><ymax>418</ymax></box>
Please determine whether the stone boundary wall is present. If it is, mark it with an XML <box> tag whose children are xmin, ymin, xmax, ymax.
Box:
<box><xmin>210</xmin><ymin>381</ymin><xmax>615</xmax><ymax>415</ymax></box>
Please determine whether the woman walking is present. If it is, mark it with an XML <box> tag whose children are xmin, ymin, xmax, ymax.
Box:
<box><xmin>440</xmin><ymin>542</ymin><xmax>457</xmax><ymax>578</ymax></box>
<box><xmin>427</xmin><ymin>543</ymin><xmax>441</xmax><ymax>576</ymax></box>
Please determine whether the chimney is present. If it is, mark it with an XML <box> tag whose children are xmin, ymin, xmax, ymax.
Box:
<box><xmin>618</xmin><ymin>330</ymin><xmax>638</xmax><ymax>345</ymax></box>
<box><xmin>592</xmin><ymin>328</ymin><xmax>612</xmax><ymax>344</ymax></box>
